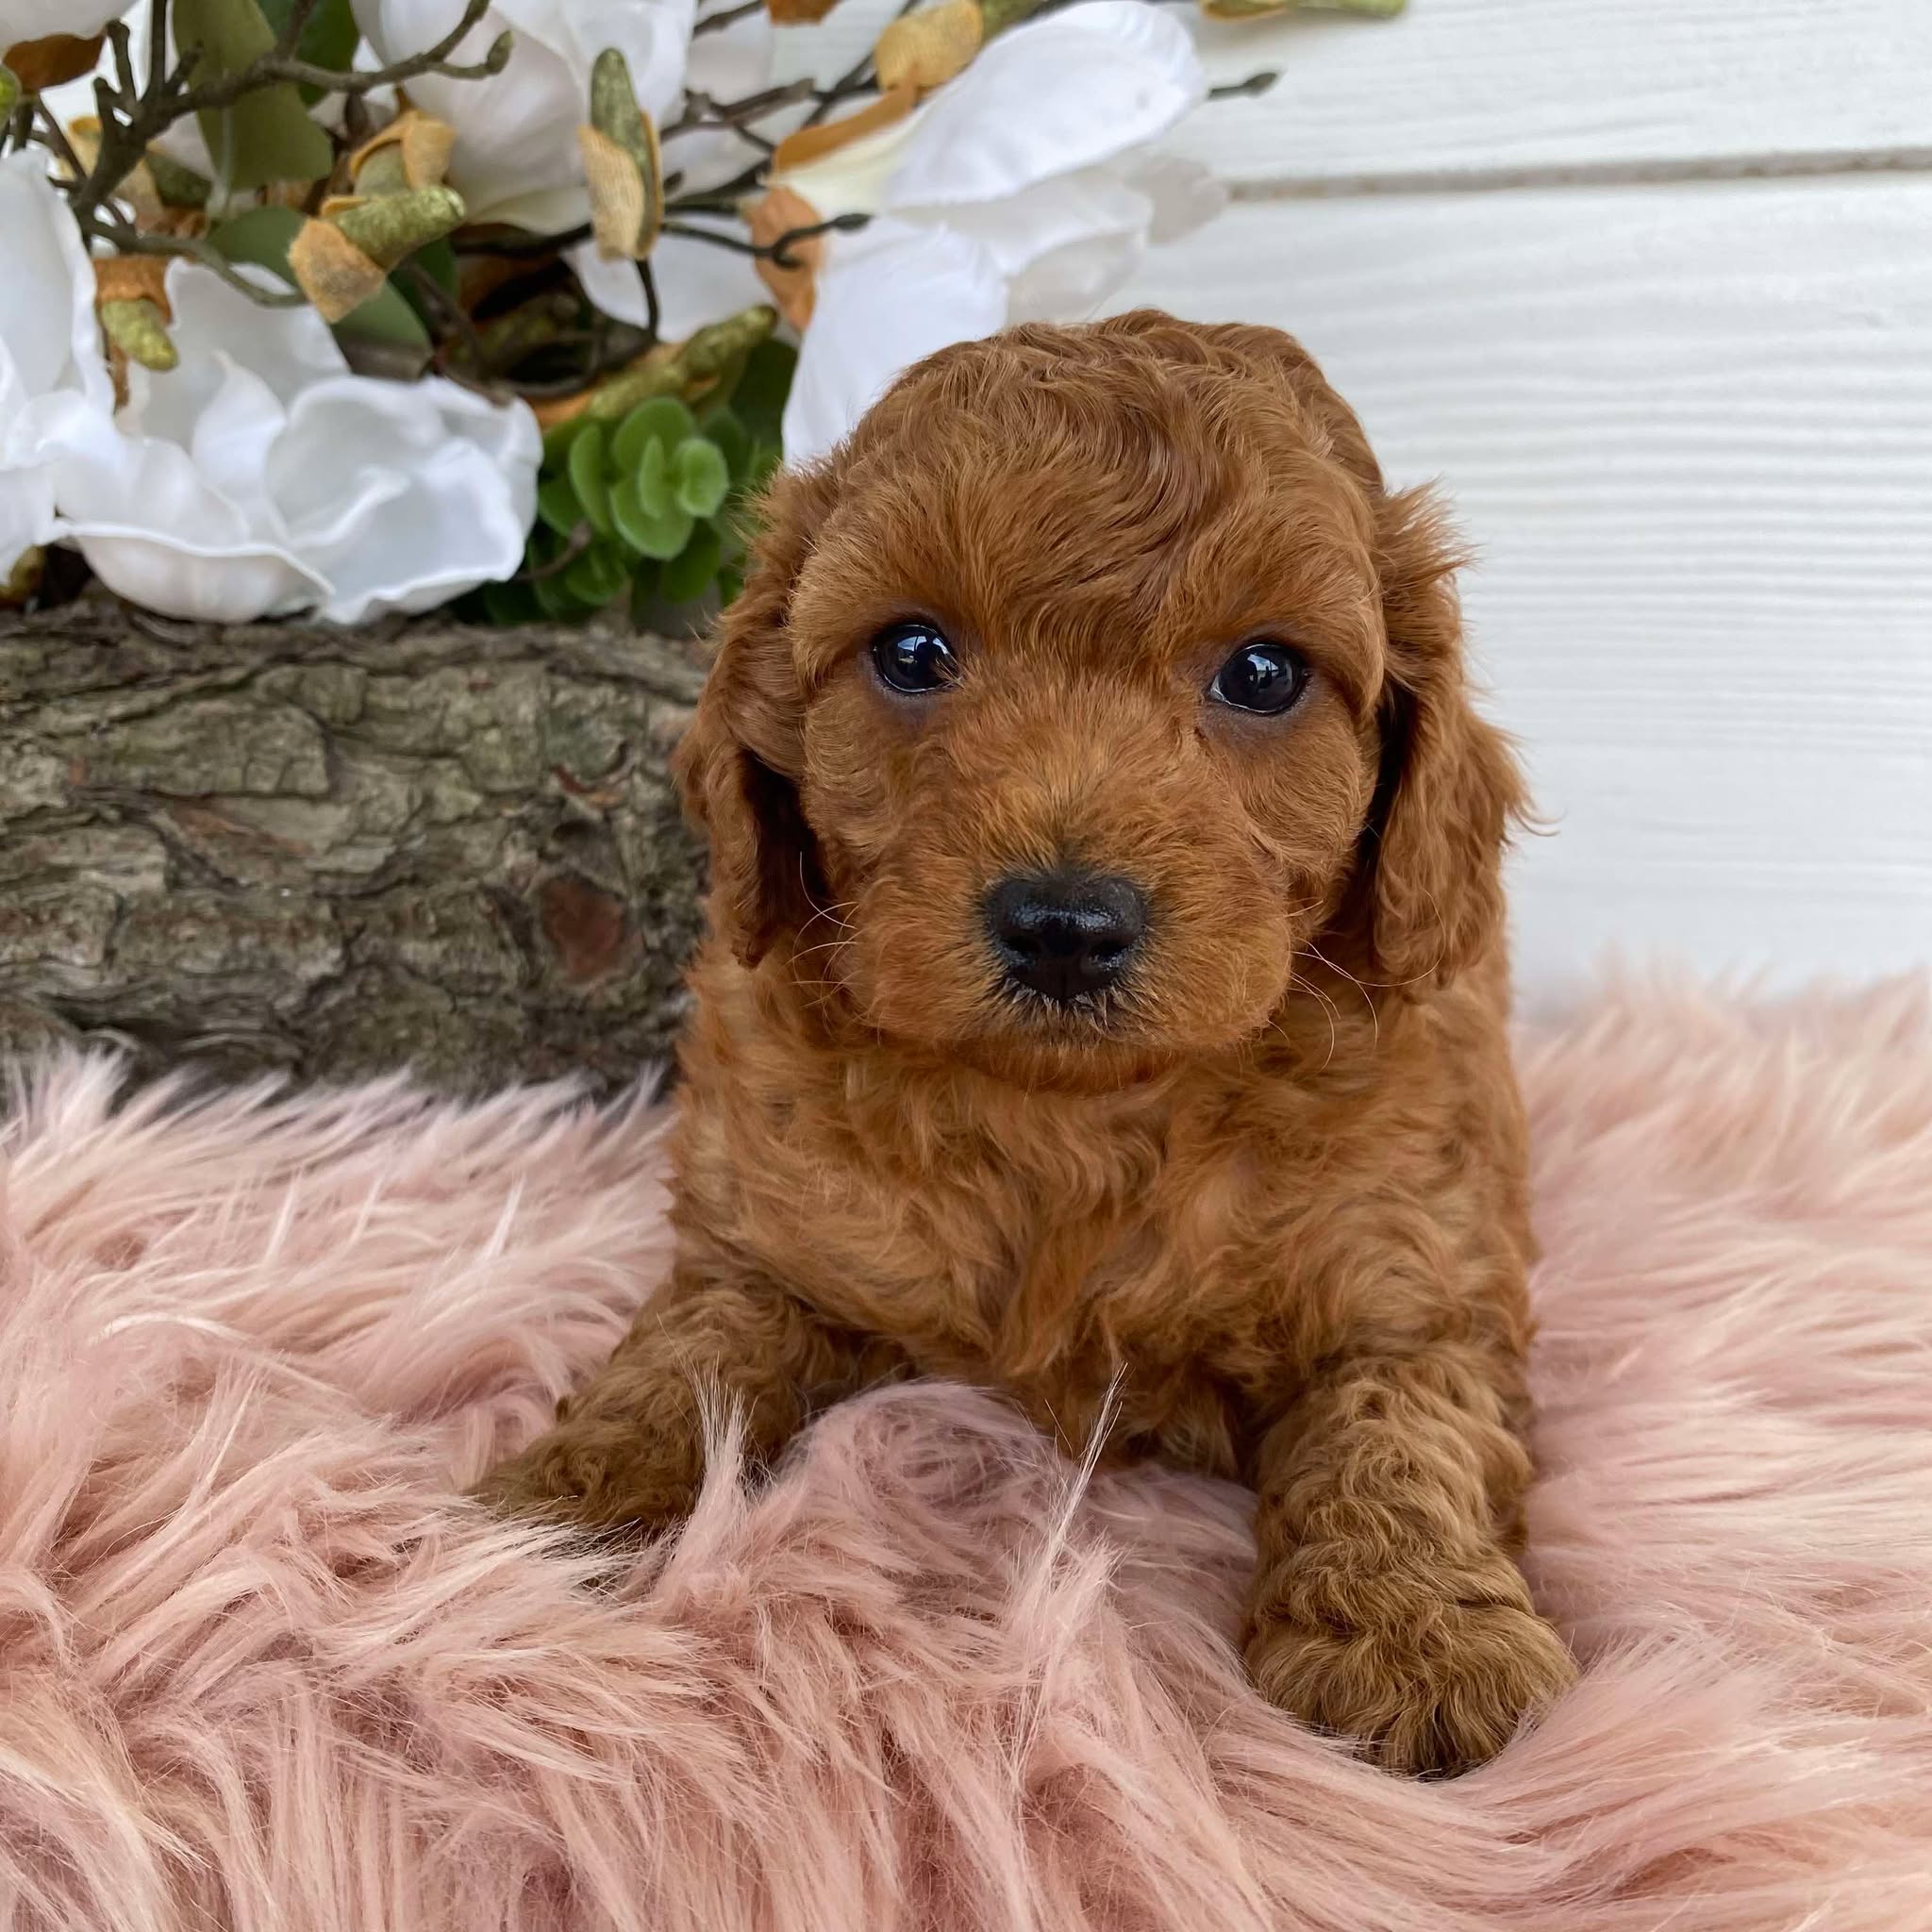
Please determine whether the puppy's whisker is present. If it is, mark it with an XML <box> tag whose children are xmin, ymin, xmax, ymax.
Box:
<box><xmin>1286</xmin><ymin>973</ymin><xmax>1341</xmax><ymax>1074</ymax></box>
<box><xmin>1300</xmin><ymin>941</ymin><xmax>1382</xmax><ymax>1053</ymax></box>
<box><xmin>797</xmin><ymin>895</ymin><xmax>858</xmax><ymax>939</ymax></box>
<box><xmin>790</xmin><ymin>935</ymin><xmax>855</xmax><ymax>967</ymax></box>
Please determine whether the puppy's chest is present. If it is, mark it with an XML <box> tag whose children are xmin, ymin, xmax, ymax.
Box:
<box><xmin>724</xmin><ymin>1084</ymin><xmax>1293</xmax><ymax>1384</ymax></box>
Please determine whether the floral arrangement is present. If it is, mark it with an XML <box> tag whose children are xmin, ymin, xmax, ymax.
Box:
<box><xmin>0</xmin><ymin>0</ymin><xmax>1398</xmax><ymax>630</ymax></box>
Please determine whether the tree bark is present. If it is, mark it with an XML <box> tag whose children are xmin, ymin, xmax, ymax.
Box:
<box><xmin>0</xmin><ymin>606</ymin><xmax>711</xmax><ymax>1094</ymax></box>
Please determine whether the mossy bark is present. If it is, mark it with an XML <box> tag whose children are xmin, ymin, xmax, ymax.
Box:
<box><xmin>0</xmin><ymin>607</ymin><xmax>710</xmax><ymax>1094</ymax></box>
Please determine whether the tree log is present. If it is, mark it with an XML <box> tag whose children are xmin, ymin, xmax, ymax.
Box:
<box><xmin>0</xmin><ymin>606</ymin><xmax>711</xmax><ymax>1094</ymax></box>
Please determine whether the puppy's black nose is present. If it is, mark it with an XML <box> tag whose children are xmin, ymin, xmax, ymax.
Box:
<box><xmin>986</xmin><ymin>872</ymin><xmax>1148</xmax><ymax>1004</ymax></box>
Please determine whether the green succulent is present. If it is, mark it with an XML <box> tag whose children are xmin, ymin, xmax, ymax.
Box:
<box><xmin>475</xmin><ymin>339</ymin><xmax>793</xmax><ymax>628</ymax></box>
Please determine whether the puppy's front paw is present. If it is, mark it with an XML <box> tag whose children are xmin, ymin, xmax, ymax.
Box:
<box><xmin>472</xmin><ymin>1423</ymin><xmax>702</xmax><ymax>1536</ymax></box>
<box><xmin>1245</xmin><ymin>1593</ymin><xmax>1576</xmax><ymax>1777</ymax></box>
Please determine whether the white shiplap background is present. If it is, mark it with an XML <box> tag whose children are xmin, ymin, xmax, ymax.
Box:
<box><xmin>790</xmin><ymin>0</ymin><xmax>1932</xmax><ymax>1001</ymax></box>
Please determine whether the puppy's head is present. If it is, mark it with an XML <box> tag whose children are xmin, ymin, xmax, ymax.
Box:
<box><xmin>677</xmin><ymin>312</ymin><xmax>1524</xmax><ymax>1089</ymax></box>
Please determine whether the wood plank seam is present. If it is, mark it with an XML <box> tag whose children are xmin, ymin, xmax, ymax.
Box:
<box><xmin>1231</xmin><ymin>145</ymin><xmax>1932</xmax><ymax>202</ymax></box>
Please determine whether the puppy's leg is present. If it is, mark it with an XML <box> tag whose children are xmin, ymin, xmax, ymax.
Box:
<box><xmin>475</xmin><ymin>1271</ymin><xmax>905</xmax><ymax>1531</ymax></box>
<box><xmin>1241</xmin><ymin>1341</ymin><xmax>1575</xmax><ymax>1775</ymax></box>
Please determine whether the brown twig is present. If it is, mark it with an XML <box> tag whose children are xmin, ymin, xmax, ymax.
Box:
<box><xmin>662</xmin><ymin>209</ymin><xmax>870</xmax><ymax>268</ymax></box>
<box><xmin>30</xmin><ymin>101</ymin><xmax>88</xmax><ymax>182</ymax></box>
<box><xmin>514</xmin><ymin>523</ymin><xmax>596</xmax><ymax>582</ymax></box>
<box><xmin>691</xmin><ymin>0</ymin><xmax>769</xmax><ymax>37</ymax></box>
<box><xmin>660</xmin><ymin>76</ymin><xmax>816</xmax><ymax>142</ymax></box>
<box><xmin>1210</xmin><ymin>69</ymin><xmax>1281</xmax><ymax>102</ymax></box>
<box><xmin>398</xmin><ymin>256</ymin><xmax>489</xmax><ymax>374</ymax></box>
<box><xmin>639</xmin><ymin>256</ymin><xmax>662</xmax><ymax>343</ymax></box>
<box><xmin>454</xmin><ymin>223</ymin><xmax>596</xmax><ymax>259</ymax></box>
<box><xmin>67</xmin><ymin>0</ymin><xmax>504</xmax><ymax>228</ymax></box>
<box><xmin>85</xmin><ymin>210</ymin><xmax>313</xmax><ymax>307</ymax></box>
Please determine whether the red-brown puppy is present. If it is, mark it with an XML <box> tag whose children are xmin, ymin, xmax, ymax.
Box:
<box><xmin>481</xmin><ymin>312</ymin><xmax>1576</xmax><ymax>1775</ymax></box>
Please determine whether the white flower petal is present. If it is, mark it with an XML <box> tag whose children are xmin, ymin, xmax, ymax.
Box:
<box><xmin>556</xmin><ymin>0</ymin><xmax>695</xmax><ymax>122</ymax></box>
<box><xmin>784</xmin><ymin>219</ymin><xmax>1005</xmax><ymax>465</ymax></box>
<box><xmin>884</xmin><ymin>0</ymin><xmax>1205</xmax><ymax>210</ymax></box>
<box><xmin>931</xmin><ymin>168</ymin><xmax>1146</xmax><ymax>284</ymax></box>
<box><xmin>667</xmin><ymin>11</ymin><xmax>774</xmax><ymax>194</ymax></box>
<box><xmin>46</xmin><ymin>258</ymin><xmax>537</xmax><ymax>625</ymax></box>
<box><xmin>568</xmin><ymin>240</ymin><xmax>650</xmax><ymax>328</ymax></box>
<box><xmin>0</xmin><ymin>153</ymin><xmax>114</xmax><ymax>570</ymax></box>
<box><xmin>272</xmin><ymin>376</ymin><xmax>540</xmax><ymax>624</ymax></box>
<box><xmin>0</xmin><ymin>153</ymin><xmax>113</xmax><ymax>418</ymax></box>
<box><xmin>1123</xmin><ymin>151</ymin><xmax>1228</xmax><ymax>245</ymax></box>
<box><xmin>0</xmin><ymin>458</ymin><xmax>54</xmax><ymax>577</ymax></box>
<box><xmin>681</xmin><ymin>4</ymin><xmax>770</xmax><ymax>102</ymax></box>
<box><xmin>53</xmin><ymin>404</ymin><xmax>323</xmax><ymax>620</ymax></box>
<box><xmin>774</xmin><ymin>116</ymin><xmax>912</xmax><ymax>223</ymax></box>
<box><xmin>158</xmin><ymin>260</ymin><xmax>346</xmax><ymax>408</ymax></box>
<box><xmin>1</xmin><ymin>0</ymin><xmax>123</xmax><ymax>42</ymax></box>
<box><xmin>643</xmin><ymin>230</ymin><xmax>767</xmax><ymax>340</ymax></box>
<box><xmin>572</xmin><ymin>230</ymin><xmax>767</xmax><ymax>339</ymax></box>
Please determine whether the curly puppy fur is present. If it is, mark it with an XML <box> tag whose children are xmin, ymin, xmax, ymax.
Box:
<box><xmin>481</xmin><ymin>312</ymin><xmax>1577</xmax><ymax>1775</ymax></box>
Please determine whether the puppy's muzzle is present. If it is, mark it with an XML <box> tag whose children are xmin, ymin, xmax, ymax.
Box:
<box><xmin>985</xmin><ymin>871</ymin><xmax>1147</xmax><ymax>1006</ymax></box>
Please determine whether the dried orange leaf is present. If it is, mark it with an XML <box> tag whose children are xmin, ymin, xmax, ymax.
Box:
<box><xmin>351</xmin><ymin>109</ymin><xmax>458</xmax><ymax>192</ymax></box>
<box><xmin>747</xmin><ymin>187</ymin><xmax>824</xmax><ymax>331</ymax></box>
<box><xmin>874</xmin><ymin>0</ymin><xmax>983</xmax><ymax>92</ymax></box>
<box><xmin>289</xmin><ymin>218</ymin><xmax>388</xmax><ymax>324</ymax></box>
<box><xmin>772</xmin><ymin>83</ymin><xmax>916</xmax><ymax>174</ymax></box>
<box><xmin>94</xmin><ymin>255</ymin><xmax>173</xmax><ymax>313</ymax></box>
<box><xmin>1</xmin><ymin>31</ymin><xmax>105</xmax><ymax>91</ymax></box>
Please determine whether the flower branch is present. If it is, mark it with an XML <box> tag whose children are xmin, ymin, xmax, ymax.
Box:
<box><xmin>662</xmin><ymin>209</ymin><xmax>870</xmax><ymax>269</ymax></box>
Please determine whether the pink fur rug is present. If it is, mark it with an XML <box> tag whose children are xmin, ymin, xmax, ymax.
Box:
<box><xmin>2</xmin><ymin>980</ymin><xmax>1929</xmax><ymax>1932</ymax></box>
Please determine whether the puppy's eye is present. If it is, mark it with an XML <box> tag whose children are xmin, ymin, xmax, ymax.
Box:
<box><xmin>1208</xmin><ymin>641</ymin><xmax>1308</xmax><ymax>717</ymax></box>
<box><xmin>870</xmin><ymin>620</ymin><xmax>959</xmax><ymax>696</ymax></box>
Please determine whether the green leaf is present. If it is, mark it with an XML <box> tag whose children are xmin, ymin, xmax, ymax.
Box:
<box><xmin>534</xmin><ymin>569</ymin><xmax>592</xmax><ymax>621</ymax></box>
<box><xmin>610</xmin><ymin>477</ymin><xmax>694</xmax><ymax>561</ymax></box>
<box><xmin>717</xmin><ymin>566</ymin><xmax>745</xmax><ymax>608</ymax></box>
<box><xmin>660</xmin><ymin>522</ymin><xmax>724</xmax><ymax>605</ymax></box>
<box><xmin>564</xmin><ymin>541</ymin><xmax>630</xmax><ymax>608</ymax></box>
<box><xmin>395</xmin><ymin>236</ymin><xmax>458</xmax><ymax>328</ymax></box>
<box><xmin>542</xmin><ymin>414</ymin><xmax>595</xmax><ymax>469</ymax></box>
<box><xmin>733</xmin><ymin>338</ymin><xmax>797</xmax><ymax>449</ymax></box>
<box><xmin>258</xmin><ymin>0</ymin><xmax>358</xmax><ymax>98</ymax></box>
<box><xmin>700</xmin><ymin>407</ymin><xmax>751</xmax><ymax>483</ymax></box>
<box><xmin>482</xmin><ymin>580</ymin><xmax>541</xmax><ymax>626</ymax></box>
<box><xmin>176</xmin><ymin>0</ymin><xmax>335</xmax><ymax>189</ymax></box>
<box><xmin>612</xmin><ymin>395</ymin><xmax>696</xmax><ymax>477</ymax></box>
<box><xmin>673</xmin><ymin>438</ymin><xmax>731</xmax><ymax>519</ymax></box>
<box><xmin>537</xmin><ymin>475</ymin><xmax>583</xmax><ymax>538</ymax></box>
<box><xmin>635</xmin><ymin>438</ymin><xmax>673</xmax><ymax>518</ymax></box>
<box><xmin>208</xmin><ymin>206</ymin><xmax>428</xmax><ymax>349</ymax></box>
<box><xmin>567</xmin><ymin>424</ymin><xmax>613</xmax><ymax>535</ymax></box>
<box><xmin>745</xmin><ymin>440</ymin><xmax>781</xmax><ymax>494</ymax></box>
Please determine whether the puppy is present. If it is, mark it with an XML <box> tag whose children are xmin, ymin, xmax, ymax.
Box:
<box><xmin>481</xmin><ymin>312</ymin><xmax>1576</xmax><ymax>1776</ymax></box>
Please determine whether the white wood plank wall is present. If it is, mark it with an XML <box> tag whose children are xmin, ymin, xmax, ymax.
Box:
<box><xmin>788</xmin><ymin>1</ymin><xmax>1932</xmax><ymax>996</ymax></box>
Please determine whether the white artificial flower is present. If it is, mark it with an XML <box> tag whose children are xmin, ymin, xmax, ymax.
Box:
<box><xmin>0</xmin><ymin>152</ymin><xmax>116</xmax><ymax>578</ymax></box>
<box><xmin>0</xmin><ymin>0</ymin><xmax>125</xmax><ymax>43</ymax></box>
<box><xmin>353</xmin><ymin>0</ymin><xmax>697</xmax><ymax>231</ymax></box>
<box><xmin>569</xmin><ymin>3</ymin><xmax>774</xmax><ymax>341</ymax></box>
<box><xmin>777</xmin><ymin>219</ymin><xmax>1005</xmax><ymax>467</ymax></box>
<box><xmin>774</xmin><ymin>0</ymin><xmax>1222</xmax><ymax>461</ymax></box>
<box><xmin>46</xmin><ymin>262</ymin><xmax>541</xmax><ymax>625</ymax></box>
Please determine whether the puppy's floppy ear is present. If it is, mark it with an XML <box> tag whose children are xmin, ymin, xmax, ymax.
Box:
<box><xmin>673</xmin><ymin>465</ymin><xmax>837</xmax><ymax>966</ymax></box>
<box><xmin>1133</xmin><ymin>315</ymin><xmax>1527</xmax><ymax>987</ymax></box>
<box><xmin>1363</xmin><ymin>489</ymin><xmax>1527</xmax><ymax>988</ymax></box>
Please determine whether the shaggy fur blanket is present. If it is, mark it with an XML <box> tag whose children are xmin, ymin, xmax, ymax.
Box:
<box><xmin>0</xmin><ymin>980</ymin><xmax>1928</xmax><ymax>1932</ymax></box>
